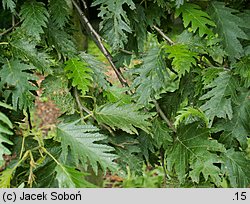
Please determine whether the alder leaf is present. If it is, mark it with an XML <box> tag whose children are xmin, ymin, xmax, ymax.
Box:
<box><xmin>209</xmin><ymin>2</ymin><xmax>248</xmax><ymax>59</ymax></box>
<box><xmin>57</xmin><ymin>121</ymin><xmax>118</xmax><ymax>174</ymax></box>
<box><xmin>167</xmin><ymin>122</ymin><xmax>225</xmax><ymax>184</ymax></box>
<box><xmin>0</xmin><ymin>59</ymin><xmax>37</xmax><ymax>110</ymax></box>
<box><xmin>92</xmin><ymin>0</ymin><xmax>135</xmax><ymax>50</ymax></box>
<box><xmin>176</xmin><ymin>3</ymin><xmax>216</xmax><ymax>37</ymax></box>
<box><xmin>10</xmin><ymin>38</ymin><xmax>51</xmax><ymax>72</ymax></box>
<box><xmin>2</xmin><ymin>0</ymin><xmax>16</xmax><ymax>12</ymax></box>
<box><xmin>222</xmin><ymin>149</ymin><xmax>250</xmax><ymax>188</ymax></box>
<box><xmin>165</xmin><ymin>44</ymin><xmax>197</xmax><ymax>77</ymax></box>
<box><xmin>0</xmin><ymin>102</ymin><xmax>13</xmax><ymax>167</ymax></box>
<box><xmin>79</xmin><ymin>52</ymin><xmax>109</xmax><ymax>90</ymax></box>
<box><xmin>174</xmin><ymin>107</ymin><xmax>209</xmax><ymax>128</ymax></box>
<box><xmin>20</xmin><ymin>0</ymin><xmax>49</xmax><ymax>40</ymax></box>
<box><xmin>49</xmin><ymin>0</ymin><xmax>71</xmax><ymax>28</ymax></box>
<box><xmin>64</xmin><ymin>58</ymin><xmax>93</xmax><ymax>96</ymax></box>
<box><xmin>0</xmin><ymin>168</ymin><xmax>13</xmax><ymax>188</ymax></box>
<box><xmin>94</xmin><ymin>103</ymin><xmax>152</xmax><ymax>134</ymax></box>
<box><xmin>233</xmin><ymin>57</ymin><xmax>250</xmax><ymax>88</ymax></box>
<box><xmin>47</xmin><ymin>25</ymin><xmax>77</xmax><ymax>58</ymax></box>
<box><xmin>132</xmin><ymin>43</ymin><xmax>170</xmax><ymax>105</ymax></box>
<box><xmin>152</xmin><ymin>119</ymin><xmax>173</xmax><ymax>149</ymax></box>
<box><xmin>55</xmin><ymin>165</ymin><xmax>96</xmax><ymax>188</ymax></box>
<box><xmin>172</xmin><ymin>0</ymin><xmax>185</xmax><ymax>8</ymax></box>
<box><xmin>199</xmin><ymin>72</ymin><xmax>238</xmax><ymax>127</ymax></box>
<box><xmin>217</xmin><ymin>90</ymin><xmax>250</xmax><ymax>149</ymax></box>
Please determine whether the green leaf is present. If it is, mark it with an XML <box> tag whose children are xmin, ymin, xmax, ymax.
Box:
<box><xmin>138</xmin><ymin>131</ymin><xmax>155</xmax><ymax>161</ymax></box>
<box><xmin>0</xmin><ymin>102</ymin><xmax>13</xmax><ymax>166</ymax></box>
<box><xmin>33</xmin><ymin>143</ymin><xmax>61</xmax><ymax>188</ymax></box>
<box><xmin>79</xmin><ymin>52</ymin><xmax>109</xmax><ymax>90</ymax></box>
<box><xmin>115</xmin><ymin>146</ymin><xmax>144</xmax><ymax>175</ymax></box>
<box><xmin>174</xmin><ymin>107</ymin><xmax>209</xmax><ymax>128</ymax></box>
<box><xmin>2</xmin><ymin>0</ymin><xmax>16</xmax><ymax>12</ymax></box>
<box><xmin>0</xmin><ymin>135</ymin><xmax>13</xmax><ymax>167</ymax></box>
<box><xmin>20</xmin><ymin>0</ymin><xmax>49</xmax><ymax>40</ymax></box>
<box><xmin>165</xmin><ymin>44</ymin><xmax>197</xmax><ymax>77</ymax></box>
<box><xmin>0</xmin><ymin>168</ymin><xmax>13</xmax><ymax>188</ymax></box>
<box><xmin>132</xmin><ymin>42</ymin><xmax>170</xmax><ymax>105</ymax></box>
<box><xmin>41</xmin><ymin>75</ymin><xmax>75</xmax><ymax>114</ymax></box>
<box><xmin>222</xmin><ymin>149</ymin><xmax>250</xmax><ymax>188</ymax></box>
<box><xmin>174</xmin><ymin>0</ymin><xmax>184</xmax><ymax>8</ymax></box>
<box><xmin>103</xmin><ymin>86</ymin><xmax>131</xmax><ymax>104</ymax></box>
<box><xmin>0</xmin><ymin>59</ymin><xmax>37</xmax><ymax>110</ymax></box>
<box><xmin>209</xmin><ymin>2</ymin><xmax>248</xmax><ymax>59</ymax></box>
<box><xmin>152</xmin><ymin>119</ymin><xmax>173</xmax><ymax>149</ymax></box>
<box><xmin>57</xmin><ymin>121</ymin><xmax>118</xmax><ymax>174</ymax></box>
<box><xmin>10</xmin><ymin>38</ymin><xmax>51</xmax><ymax>71</ymax></box>
<box><xmin>167</xmin><ymin>123</ymin><xmax>225</xmax><ymax>185</ymax></box>
<box><xmin>176</xmin><ymin>3</ymin><xmax>215</xmax><ymax>37</ymax></box>
<box><xmin>199</xmin><ymin>72</ymin><xmax>238</xmax><ymax>127</ymax></box>
<box><xmin>64</xmin><ymin>58</ymin><xmax>93</xmax><ymax>96</ymax></box>
<box><xmin>92</xmin><ymin>0</ymin><xmax>135</xmax><ymax>50</ymax></box>
<box><xmin>94</xmin><ymin>103</ymin><xmax>152</xmax><ymax>134</ymax></box>
<box><xmin>47</xmin><ymin>24</ymin><xmax>77</xmax><ymax>58</ymax></box>
<box><xmin>55</xmin><ymin>165</ymin><xmax>96</xmax><ymax>188</ymax></box>
<box><xmin>217</xmin><ymin>90</ymin><xmax>250</xmax><ymax>149</ymax></box>
<box><xmin>233</xmin><ymin>57</ymin><xmax>250</xmax><ymax>88</ymax></box>
<box><xmin>201</xmin><ymin>67</ymin><xmax>224</xmax><ymax>86</ymax></box>
<box><xmin>49</xmin><ymin>0</ymin><xmax>71</xmax><ymax>28</ymax></box>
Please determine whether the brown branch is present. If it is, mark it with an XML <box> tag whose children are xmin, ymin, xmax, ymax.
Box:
<box><xmin>72</xmin><ymin>0</ymin><xmax>175</xmax><ymax>134</ymax></box>
<box><xmin>0</xmin><ymin>22</ymin><xmax>20</xmax><ymax>37</ymax></box>
<box><xmin>153</xmin><ymin>25</ymin><xmax>175</xmax><ymax>45</ymax></box>
<box><xmin>72</xmin><ymin>0</ymin><xmax>128</xmax><ymax>87</ymax></box>
<box><xmin>74</xmin><ymin>88</ymin><xmax>115</xmax><ymax>136</ymax></box>
<box><xmin>153</xmin><ymin>99</ymin><xmax>176</xmax><ymax>133</ymax></box>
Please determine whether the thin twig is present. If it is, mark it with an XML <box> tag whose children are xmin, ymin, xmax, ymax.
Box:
<box><xmin>153</xmin><ymin>25</ymin><xmax>175</xmax><ymax>45</ymax></box>
<box><xmin>0</xmin><ymin>22</ymin><xmax>20</xmax><ymax>36</ymax></box>
<box><xmin>72</xmin><ymin>0</ymin><xmax>128</xmax><ymax>87</ymax></box>
<box><xmin>74</xmin><ymin>88</ymin><xmax>115</xmax><ymax>136</ymax></box>
<box><xmin>153</xmin><ymin>99</ymin><xmax>176</xmax><ymax>133</ymax></box>
<box><xmin>160</xmin><ymin>148</ymin><xmax>167</xmax><ymax>188</ymax></box>
<box><xmin>72</xmin><ymin>0</ymin><xmax>174</xmax><ymax>135</ymax></box>
<box><xmin>74</xmin><ymin>88</ymin><xmax>84</xmax><ymax>118</ymax></box>
<box><xmin>80</xmin><ymin>0</ymin><xmax>88</xmax><ymax>11</ymax></box>
<box><xmin>119</xmin><ymin>48</ymin><xmax>144</xmax><ymax>55</ymax></box>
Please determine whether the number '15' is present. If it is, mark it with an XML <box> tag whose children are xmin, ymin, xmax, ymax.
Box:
<box><xmin>235</xmin><ymin>192</ymin><xmax>247</xmax><ymax>200</ymax></box>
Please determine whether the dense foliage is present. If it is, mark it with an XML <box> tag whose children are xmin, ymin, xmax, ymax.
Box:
<box><xmin>0</xmin><ymin>0</ymin><xmax>250</xmax><ymax>188</ymax></box>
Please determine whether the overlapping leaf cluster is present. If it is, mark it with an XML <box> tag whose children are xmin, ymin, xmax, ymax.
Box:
<box><xmin>0</xmin><ymin>0</ymin><xmax>249</xmax><ymax>188</ymax></box>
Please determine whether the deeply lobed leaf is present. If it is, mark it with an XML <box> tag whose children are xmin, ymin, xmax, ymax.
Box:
<box><xmin>55</xmin><ymin>165</ymin><xmax>96</xmax><ymax>188</ymax></box>
<box><xmin>57</xmin><ymin>121</ymin><xmax>118</xmax><ymax>174</ymax></box>
<box><xmin>199</xmin><ymin>72</ymin><xmax>238</xmax><ymax>126</ymax></box>
<box><xmin>222</xmin><ymin>149</ymin><xmax>250</xmax><ymax>187</ymax></box>
<box><xmin>209</xmin><ymin>2</ymin><xmax>248</xmax><ymax>59</ymax></box>
<box><xmin>64</xmin><ymin>58</ymin><xmax>93</xmax><ymax>96</ymax></box>
<box><xmin>0</xmin><ymin>59</ymin><xmax>37</xmax><ymax>110</ymax></box>
<box><xmin>49</xmin><ymin>0</ymin><xmax>71</xmax><ymax>28</ymax></box>
<box><xmin>165</xmin><ymin>44</ymin><xmax>197</xmax><ymax>77</ymax></box>
<box><xmin>2</xmin><ymin>0</ymin><xmax>16</xmax><ymax>12</ymax></box>
<box><xmin>176</xmin><ymin>3</ymin><xmax>215</xmax><ymax>37</ymax></box>
<box><xmin>94</xmin><ymin>103</ymin><xmax>152</xmax><ymax>134</ymax></box>
<box><xmin>93</xmin><ymin>0</ymin><xmax>135</xmax><ymax>50</ymax></box>
<box><xmin>20</xmin><ymin>0</ymin><xmax>49</xmax><ymax>40</ymax></box>
<box><xmin>167</xmin><ymin>122</ymin><xmax>225</xmax><ymax>185</ymax></box>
